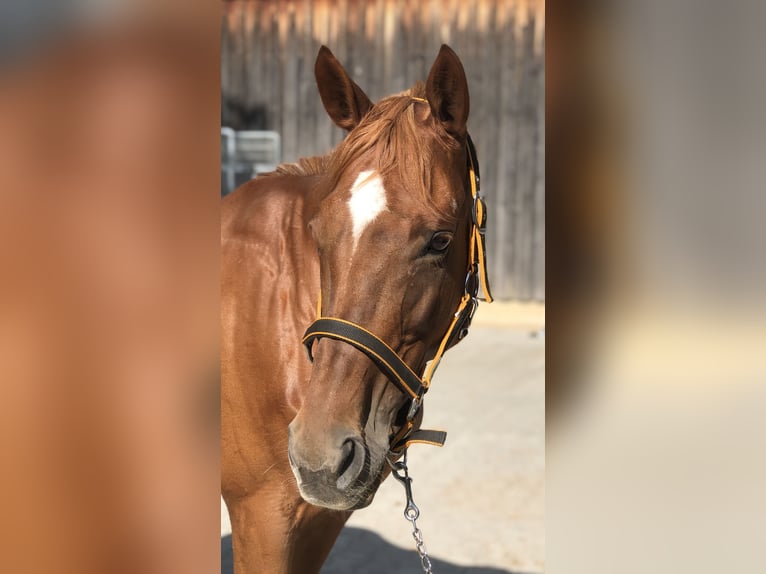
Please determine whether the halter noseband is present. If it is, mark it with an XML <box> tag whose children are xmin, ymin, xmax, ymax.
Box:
<box><xmin>302</xmin><ymin>102</ymin><xmax>492</xmax><ymax>454</ymax></box>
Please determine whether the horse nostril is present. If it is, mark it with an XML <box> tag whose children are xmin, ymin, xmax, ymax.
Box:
<box><xmin>336</xmin><ymin>439</ymin><xmax>355</xmax><ymax>476</ymax></box>
<box><xmin>335</xmin><ymin>437</ymin><xmax>363</xmax><ymax>491</ymax></box>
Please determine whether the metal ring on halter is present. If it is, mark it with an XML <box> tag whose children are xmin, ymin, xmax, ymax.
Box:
<box><xmin>407</xmin><ymin>395</ymin><xmax>422</xmax><ymax>421</ymax></box>
<box><xmin>472</xmin><ymin>195</ymin><xmax>487</xmax><ymax>230</ymax></box>
<box><xmin>465</xmin><ymin>269</ymin><xmax>479</xmax><ymax>298</ymax></box>
<box><xmin>459</xmin><ymin>299</ymin><xmax>478</xmax><ymax>341</ymax></box>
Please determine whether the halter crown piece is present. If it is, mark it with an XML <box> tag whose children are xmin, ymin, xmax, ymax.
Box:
<box><xmin>302</xmin><ymin>97</ymin><xmax>493</xmax><ymax>454</ymax></box>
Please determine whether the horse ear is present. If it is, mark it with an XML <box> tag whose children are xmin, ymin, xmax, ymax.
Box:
<box><xmin>425</xmin><ymin>45</ymin><xmax>470</xmax><ymax>138</ymax></box>
<box><xmin>315</xmin><ymin>45</ymin><xmax>373</xmax><ymax>131</ymax></box>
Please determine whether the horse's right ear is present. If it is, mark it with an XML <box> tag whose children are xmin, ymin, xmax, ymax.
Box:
<box><xmin>315</xmin><ymin>46</ymin><xmax>373</xmax><ymax>131</ymax></box>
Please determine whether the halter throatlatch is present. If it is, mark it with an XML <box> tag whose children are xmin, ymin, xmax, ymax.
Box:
<box><xmin>302</xmin><ymin>106</ymin><xmax>493</xmax><ymax>454</ymax></box>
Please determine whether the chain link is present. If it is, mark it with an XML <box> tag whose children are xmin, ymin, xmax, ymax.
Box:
<box><xmin>387</xmin><ymin>450</ymin><xmax>434</xmax><ymax>574</ymax></box>
<box><xmin>409</xmin><ymin>516</ymin><xmax>433</xmax><ymax>573</ymax></box>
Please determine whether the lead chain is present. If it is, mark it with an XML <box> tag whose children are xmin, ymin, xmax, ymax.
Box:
<box><xmin>409</xmin><ymin>514</ymin><xmax>433</xmax><ymax>573</ymax></box>
<box><xmin>388</xmin><ymin>450</ymin><xmax>434</xmax><ymax>574</ymax></box>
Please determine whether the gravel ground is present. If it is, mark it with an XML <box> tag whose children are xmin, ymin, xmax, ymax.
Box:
<box><xmin>222</xmin><ymin>303</ymin><xmax>545</xmax><ymax>574</ymax></box>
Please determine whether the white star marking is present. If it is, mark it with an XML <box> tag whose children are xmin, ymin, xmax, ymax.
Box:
<box><xmin>347</xmin><ymin>170</ymin><xmax>388</xmax><ymax>249</ymax></box>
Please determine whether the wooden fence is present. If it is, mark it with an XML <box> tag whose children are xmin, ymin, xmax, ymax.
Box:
<box><xmin>222</xmin><ymin>0</ymin><xmax>544</xmax><ymax>301</ymax></box>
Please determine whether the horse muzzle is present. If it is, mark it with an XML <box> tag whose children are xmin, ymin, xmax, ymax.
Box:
<box><xmin>287</xmin><ymin>422</ymin><xmax>377</xmax><ymax>510</ymax></box>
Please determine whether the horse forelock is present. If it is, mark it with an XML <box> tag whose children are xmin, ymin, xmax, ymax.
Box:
<box><xmin>271</xmin><ymin>84</ymin><xmax>463</xmax><ymax>222</ymax></box>
<box><xmin>329</xmin><ymin>84</ymin><xmax>459</xmax><ymax>204</ymax></box>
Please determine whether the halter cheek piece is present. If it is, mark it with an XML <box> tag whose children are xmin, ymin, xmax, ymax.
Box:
<box><xmin>303</xmin><ymin>102</ymin><xmax>493</xmax><ymax>454</ymax></box>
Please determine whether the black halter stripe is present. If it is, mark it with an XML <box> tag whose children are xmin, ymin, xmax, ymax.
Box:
<box><xmin>302</xmin><ymin>318</ymin><xmax>424</xmax><ymax>400</ymax></box>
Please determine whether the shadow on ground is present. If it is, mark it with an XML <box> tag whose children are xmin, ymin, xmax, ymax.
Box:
<box><xmin>222</xmin><ymin>528</ymin><xmax>534</xmax><ymax>574</ymax></box>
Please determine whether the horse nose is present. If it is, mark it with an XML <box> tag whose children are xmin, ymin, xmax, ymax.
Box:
<box><xmin>288</xmin><ymin>424</ymin><xmax>366</xmax><ymax>492</ymax></box>
<box><xmin>334</xmin><ymin>436</ymin><xmax>364</xmax><ymax>490</ymax></box>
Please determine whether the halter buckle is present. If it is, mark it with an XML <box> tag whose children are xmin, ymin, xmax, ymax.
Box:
<box><xmin>465</xmin><ymin>267</ymin><xmax>479</xmax><ymax>298</ymax></box>
<box><xmin>472</xmin><ymin>195</ymin><xmax>487</xmax><ymax>232</ymax></box>
<box><xmin>457</xmin><ymin>297</ymin><xmax>478</xmax><ymax>342</ymax></box>
<box><xmin>406</xmin><ymin>393</ymin><xmax>423</xmax><ymax>422</ymax></box>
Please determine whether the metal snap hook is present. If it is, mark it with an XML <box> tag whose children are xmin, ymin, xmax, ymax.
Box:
<box><xmin>387</xmin><ymin>449</ymin><xmax>433</xmax><ymax>573</ymax></box>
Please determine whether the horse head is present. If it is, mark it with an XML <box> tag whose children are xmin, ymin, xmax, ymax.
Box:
<box><xmin>288</xmin><ymin>45</ymin><xmax>481</xmax><ymax>510</ymax></box>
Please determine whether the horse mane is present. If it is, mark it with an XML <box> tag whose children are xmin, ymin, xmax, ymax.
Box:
<box><xmin>271</xmin><ymin>155</ymin><xmax>330</xmax><ymax>177</ymax></box>
<box><xmin>269</xmin><ymin>82</ymin><xmax>459</xmax><ymax>204</ymax></box>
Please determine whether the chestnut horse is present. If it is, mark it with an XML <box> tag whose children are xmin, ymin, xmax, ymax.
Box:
<box><xmin>221</xmin><ymin>45</ymin><xmax>491</xmax><ymax>573</ymax></box>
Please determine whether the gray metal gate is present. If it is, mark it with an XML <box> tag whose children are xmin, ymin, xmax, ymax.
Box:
<box><xmin>221</xmin><ymin>128</ymin><xmax>281</xmax><ymax>196</ymax></box>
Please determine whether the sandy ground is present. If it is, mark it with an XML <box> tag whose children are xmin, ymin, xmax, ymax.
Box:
<box><xmin>222</xmin><ymin>302</ymin><xmax>545</xmax><ymax>574</ymax></box>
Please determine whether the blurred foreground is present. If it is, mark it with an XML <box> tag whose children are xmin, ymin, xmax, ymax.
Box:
<box><xmin>547</xmin><ymin>1</ymin><xmax>766</xmax><ymax>572</ymax></box>
<box><xmin>0</xmin><ymin>3</ymin><xmax>219</xmax><ymax>573</ymax></box>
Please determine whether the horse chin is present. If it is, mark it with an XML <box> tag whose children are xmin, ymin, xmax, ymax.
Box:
<box><xmin>297</xmin><ymin>486</ymin><xmax>377</xmax><ymax>511</ymax></box>
<box><xmin>350</xmin><ymin>489</ymin><xmax>377</xmax><ymax>510</ymax></box>
<box><xmin>295</xmin><ymin>468</ymin><xmax>383</xmax><ymax>511</ymax></box>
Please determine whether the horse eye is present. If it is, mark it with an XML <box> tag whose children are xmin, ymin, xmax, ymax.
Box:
<box><xmin>429</xmin><ymin>231</ymin><xmax>453</xmax><ymax>253</ymax></box>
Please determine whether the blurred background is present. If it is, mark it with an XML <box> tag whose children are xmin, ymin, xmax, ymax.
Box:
<box><xmin>0</xmin><ymin>2</ymin><xmax>220</xmax><ymax>574</ymax></box>
<box><xmin>220</xmin><ymin>0</ymin><xmax>545</xmax><ymax>302</ymax></box>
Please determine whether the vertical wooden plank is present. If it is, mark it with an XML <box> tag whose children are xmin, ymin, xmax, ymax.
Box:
<box><xmin>383</xmin><ymin>0</ymin><xmax>395</xmax><ymax>93</ymax></box>
<box><xmin>428</xmin><ymin>0</ymin><xmax>440</xmax><ymax>61</ymax></box>
<box><xmin>295</xmin><ymin>0</ymin><xmax>311</xmax><ymax>160</ymax></box>
<box><xmin>232</xmin><ymin>4</ymin><xmax>249</xmax><ymax>128</ymax></box>
<box><xmin>336</xmin><ymin>0</ymin><xmax>349</xmax><ymax>64</ymax></box>
<box><xmin>252</xmin><ymin>3</ymin><xmax>266</xmax><ymax>128</ymax></box>
<box><xmin>507</xmin><ymin>8</ymin><xmax>523</xmax><ymax>300</ymax></box>
<box><xmin>455</xmin><ymin>0</ymin><xmax>469</xmax><ymax>49</ymax></box>
<box><xmin>281</xmin><ymin>4</ymin><xmax>299</xmax><ymax>163</ymax></box>
<box><xmin>371</xmin><ymin>0</ymin><xmax>384</xmax><ymax>100</ymax></box>
<box><xmin>478</xmin><ymin>0</ymin><xmax>501</xmax><ymax>297</ymax></box>
<box><xmin>512</xmin><ymin>14</ymin><xmax>537</xmax><ymax>300</ymax></box>
<box><xmin>258</xmin><ymin>3</ymin><xmax>282</xmax><ymax>132</ymax></box>
<box><xmin>272</xmin><ymin>2</ymin><xmax>283</xmax><ymax>131</ymax></box>
<box><xmin>505</xmin><ymin>6</ymin><xmax>528</xmax><ymax>300</ymax></box>
<box><xmin>404</xmin><ymin>0</ymin><xmax>424</xmax><ymax>85</ymax></box>
<box><xmin>446</xmin><ymin>0</ymin><xmax>458</xmax><ymax>54</ymax></box>
<box><xmin>392</xmin><ymin>0</ymin><xmax>407</xmax><ymax>93</ymax></box>
<box><xmin>489</xmin><ymin>3</ymin><xmax>517</xmax><ymax>300</ymax></box>
<box><xmin>361</xmin><ymin>0</ymin><xmax>374</xmax><ymax>98</ymax></box>
<box><xmin>226</xmin><ymin>4</ymin><xmax>239</xmax><ymax>125</ymax></box>
<box><xmin>533</xmin><ymin>24</ymin><xmax>546</xmax><ymax>301</ymax></box>
<box><xmin>220</xmin><ymin>7</ymin><xmax>232</xmax><ymax>127</ymax></box>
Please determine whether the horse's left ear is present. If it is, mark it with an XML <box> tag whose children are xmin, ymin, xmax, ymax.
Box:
<box><xmin>425</xmin><ymin>45</ymin><xmax>470</xmax><ymax>138</ymax></box>
<box><xmin>315</xmin><ymin>45</ymin><xmax>373</xmax><ymax>131</ymax></box>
